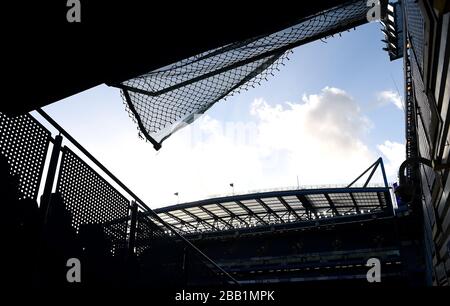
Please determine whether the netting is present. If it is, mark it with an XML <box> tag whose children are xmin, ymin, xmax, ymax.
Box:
<box><xmin>115</xmin><ymin>0</ymin><xmax>368</xmax><ymax>149</ymax></box>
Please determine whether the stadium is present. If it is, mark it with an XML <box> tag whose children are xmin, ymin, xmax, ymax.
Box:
<box><xmin>1</xmin><ymin>0</ymin><xmax>449</xmax><ymax>295</ymax></box>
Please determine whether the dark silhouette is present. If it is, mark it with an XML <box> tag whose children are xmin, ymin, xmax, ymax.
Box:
<box><xmin>0</xmin><ymin>154</ymin><xmax>40</xmax><ymax>287</ymax></box>
<box><xmin>36</xmin><ymin>192</ymin><xmax>81</xmax><ymax>287</ymax></box>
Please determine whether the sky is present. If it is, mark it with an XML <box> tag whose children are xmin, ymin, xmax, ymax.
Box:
<box><xmin>35</xmin><ymin>21</ymin><xmax>405</xmax><ymax>209</ymax></box>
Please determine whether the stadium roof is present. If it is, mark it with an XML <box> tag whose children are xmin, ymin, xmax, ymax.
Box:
<box><xmin>153</xmin><ymin>187</ymin><xmax>393</xmax><ymax>234</ymax></box>
<box><xmin>153</xmin><ymin>158</ymin><xmax>394</xmax><ymax>234</ymax></box>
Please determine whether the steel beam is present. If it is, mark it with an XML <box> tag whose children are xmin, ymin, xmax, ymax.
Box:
<box><xmin>256</xmin><ymin>198</ymin><xmax>284</xmax><ymax>223</ymax></box>
<box><xmin>199</xmin><ymin>206</ymin><xmax>233</xmax><ymax>230</ymax></box>
<box><xmin>235</xmin><ymin>200</ymin><xmax>268</xmax><ymax>226</ymax></box>
<box><xmin>349</xmin><ymin>192</ymin><xmax>361</xmax><ymax>213</ymax></box>
<box><xmin>216</xmin><ymin>203</ymin><xmax>248</xmax><ymax>227</ymax></box>
<box><xmin>324</xmin><ymin>193</ymin><xmax>340</xmax><ymax>216</ymax></box>
<box><xmin>182</xmin><ymin>209</ymin><xmax>219</xmax><ymax>232</ymax></box>
<box><xmin>277</xmin><ymin>197</ymin><xmax>301</xmax><ymax>221</ymax></box>
<box><xmin>296</xmin><ymin>195</ymin><xmax>318</xmax><ymax>219</ymax></box>
<box><xmin>165</xmin><ymin>211</ymin><xmax>197</xmax><ymax>232</ymax></box>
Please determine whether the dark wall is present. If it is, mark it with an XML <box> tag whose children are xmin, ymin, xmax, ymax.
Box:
<box><xmin>158</xmin><ymin>217</ymin><xmax>425</xmax><ymax>286</ymax></box>
<box><xmin>403</xmin><ymin>0</ymin><xmax>450</xmax><ymax>286</ymax></box>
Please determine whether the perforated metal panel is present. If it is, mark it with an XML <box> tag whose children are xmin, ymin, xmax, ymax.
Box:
<box><xmin>0</xmin><ymin>112</ymin><xmax>50</xmax><ymax>200</ymax></box>
<box><xmin>404</xmin><ymin>0</ymin><xmax>424</xmax><ymax>72</ymax></box>
<box><xmin>135</xmin><ymin>212</ymin><xmax>162</xmax><ymax>256</ymax></box>
<box><xmin>56</xmin><ymin>147</ymin><xmax>129</xmax><ymax>252</ymax></box>
<box><xmin>103</xmin><ymin>218</ymin><xmax>130</xmax><ymax>253</ymax></box>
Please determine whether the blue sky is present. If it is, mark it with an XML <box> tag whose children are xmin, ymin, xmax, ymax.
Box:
<box><xmin>35</xmin><ymin>21</ymin><xmax>406</xmax><ymax>208</ymax></box>
<box><xmin>209</xmin><ymin>22</ymin><xmax>405</xmax><ymax>148</ymax></box>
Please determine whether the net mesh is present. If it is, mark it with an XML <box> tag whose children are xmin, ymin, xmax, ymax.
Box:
<box><xmin>117</xmin><ymin>0</ymin><xmax>368</xmax><ymax>149</ymax></box>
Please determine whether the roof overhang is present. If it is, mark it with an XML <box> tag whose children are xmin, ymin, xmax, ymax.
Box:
<box><xmin>153</xmin><ymin>187</ymin><xmax>394</xmax><ymax>235</ymax></box>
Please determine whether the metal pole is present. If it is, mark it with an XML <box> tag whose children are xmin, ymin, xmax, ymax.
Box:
<box><xmin>363</xmin><ymin>158</ymin><xmax>380</xmax><ymax>188</ymax></box>
<box><xmin>378</xmin><ymin>157</ymin><xmax>389</xmax><ymax>188</ymax></box>
<box><xmin>41</xmin><ymin>134</ymin><xmax>62</xmax><ymax>222</ymax></box>
<box><xmin>346</xmin><ymin>159</ymin><xmax>380</xmax><ymax>188</ymax></box>
<box><xmin>182</xmin><ymin>246</ymin><xmax>188</xmax><ymax>286</ymax></box>
<box><xmin>128</xmin><ymin>201</ymin><xmax>138</xmax><ymax>256</ymax></box>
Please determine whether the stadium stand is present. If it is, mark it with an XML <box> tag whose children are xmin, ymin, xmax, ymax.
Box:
<box><xmin>0</xmin><ymin>0</ymin><xmax>448</xmax><ymax>288</ymax></box>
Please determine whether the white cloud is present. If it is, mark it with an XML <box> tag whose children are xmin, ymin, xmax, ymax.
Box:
<box><xmin>83</xmin><ymin>87</ymin><xmax>391</xmax><ymax>208</ymax></box>
<box><xmin>377</xmin><ymin>90</ymin><xmax>404</xmax><ymax>110</ymax></box>
<box><xmin>377</xmin><ymin>140</ymin><xmax>405</xmax><ymax>182</ymax></box>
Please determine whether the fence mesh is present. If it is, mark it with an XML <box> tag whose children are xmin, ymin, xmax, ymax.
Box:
<box><xmin>56</xmin><ymin>147</ymin><xmax>130</xmax><ymax>254</ymax></box>
<box><xmin>116</xmin><ymin>0</ymin><xmax>368</xmax><ymax>149</ymax></box>
<box><xmin>0</xmin><ymin>113</ymin><xmax>51</xmax><ymax>200</ymax></box>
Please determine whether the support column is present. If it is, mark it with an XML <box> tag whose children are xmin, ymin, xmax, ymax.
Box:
<box><xmin>41</xmin><ymin>134</ymin><xmax>63</xmax><ymax>222</ymax></box>
<box><xmin>128</xmin><ymin>201</ymin><xmax>138</xmax><ymax>256</ymax></box>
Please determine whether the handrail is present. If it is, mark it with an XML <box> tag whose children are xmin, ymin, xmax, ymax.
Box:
<box><xmin>36</xmin><ymin>108</ymin><xmax>151</xmax><ymax>212</ymax></box>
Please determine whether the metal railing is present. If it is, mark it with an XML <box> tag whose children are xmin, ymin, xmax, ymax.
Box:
<box><xmin>1</xmin><ymin>109</ymin><xmax>239</xmax><ymax>285</ymax></box>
